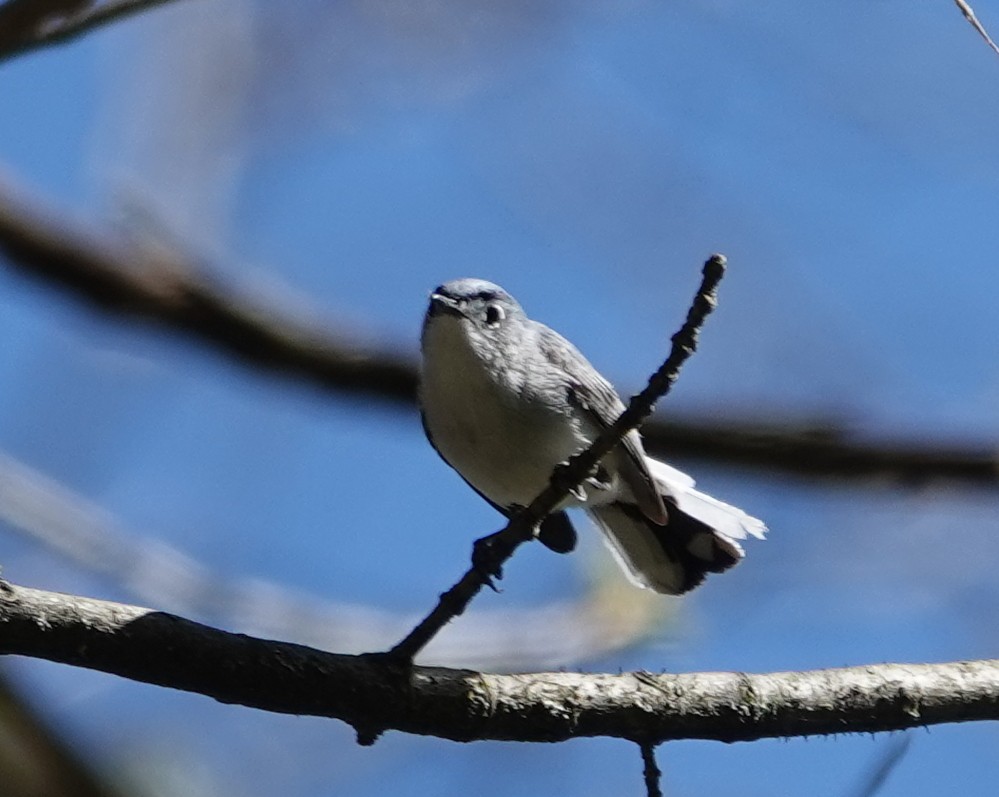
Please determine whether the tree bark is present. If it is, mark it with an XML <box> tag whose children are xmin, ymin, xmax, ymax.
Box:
<box><xmin>2</xmin><ymin>580</ymin><xmax>997</xmax><ymax>745</ymax></box>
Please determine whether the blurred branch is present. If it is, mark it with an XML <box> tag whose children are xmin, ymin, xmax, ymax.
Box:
<box><xmin>3</xmin><ymin>579</ymin><xmax>999</xmax><ymax>744</ymax></box>
<box><xmin>0</xmin><ymin>671</ymin><xmax>129</xmax><ymax>797</ymax></box>
<box><xmin>953</xmin><ymin>0</ymin><xmax>999</xmax><ymax>58</ymax></box>
<box><xmin>2</xmin><ymin>179</ymin><xmax>999</xmax><ymax>483</ymax></box>
<box><xmin>388</xmin><ymin>255</ymin><xmax>726</xmax><ymax>662</ymax></box>
<box><xmin>850</xmin><ymin>734</ymin><xmax>912</xmax><ymax>797</ymax></box>
<box><xmin>0</xmin><ymin>0</ymin><xmax>182</xmax><ymax>63</ymax></box>
<box><xmin>0</xmin><ymin>178</ymin><xmax>416</xmax><ymax>403</ymax></box>
<box><xmin>0</xmin><ymin>450</ymin><xmax>668</xmax><ymax>670</ymax></box>
<box><xmin>0</xmin><ymin>0</ymin><xmax>89</xmax><ymax>56</ymax></box>
<box><xmin>650</xmin><ymin>414</ymin><xmax>999</xmax><ymax>484</ymax></box>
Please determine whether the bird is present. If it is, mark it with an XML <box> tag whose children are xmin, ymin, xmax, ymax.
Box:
<box><xmin>419</xmin><ymin>278</ymin><xmax>766</xmax><ymax>594</ymax></box>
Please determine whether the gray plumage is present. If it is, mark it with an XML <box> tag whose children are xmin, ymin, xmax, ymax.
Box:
<box><xmin>419</xmin><ymin>278</ymin><xmax>766</xmax><ymax>594</ymax></box>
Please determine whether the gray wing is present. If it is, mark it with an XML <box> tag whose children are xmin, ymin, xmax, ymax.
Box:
<box><xmin>535</xmin><ymin>325</ymin><xmax>668</xmax><ymax>525</ymax></box>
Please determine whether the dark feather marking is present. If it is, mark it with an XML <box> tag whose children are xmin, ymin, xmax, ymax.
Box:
<box><xmin>618</xmin><ymin>501</ymin><xmax>740</xmax><ymax>593</ymax></box>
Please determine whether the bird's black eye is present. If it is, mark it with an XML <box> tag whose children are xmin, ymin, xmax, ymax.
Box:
<box><xmin>485</xmin><ymin>304</ymin><xmax>505</xmax><ymax>327</ymax></box>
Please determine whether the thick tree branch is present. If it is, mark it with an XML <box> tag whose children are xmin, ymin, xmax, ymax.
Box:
<box><xmin>2</xmin><ymin>580</ymin><xmax>998</xmax><ymax>743</ymax></box>
<box><xmin>0</xmin><ymin>0</ymin><xmax>183</xmax><ymax>64</ymax></box>
<box><xmin>388</xmin><ymin>254</ymin><xmax>725</xmax><ymax>661</ymax></box>
<box><xmin>2</xmin><ymin>181</ymin><xmax>998</xmax><ymax>483</ymax></box>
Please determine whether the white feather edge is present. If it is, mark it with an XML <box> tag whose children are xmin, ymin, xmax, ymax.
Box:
<box><xmin>645</xmin><ymin>457</ymin><xmax>769</xmax><ymax>546</ymax></box>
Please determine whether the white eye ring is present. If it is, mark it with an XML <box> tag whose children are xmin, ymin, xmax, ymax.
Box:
<box><xmin>485</xmin><ymin>304</ymin><xmax>505</xmax><ymax>327</ymax></box>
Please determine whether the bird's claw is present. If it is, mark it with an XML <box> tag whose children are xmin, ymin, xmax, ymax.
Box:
<box><xmin>472</xmin><ymin>532</ymin><xmax>511</xmax><ymax>591</ymax></box>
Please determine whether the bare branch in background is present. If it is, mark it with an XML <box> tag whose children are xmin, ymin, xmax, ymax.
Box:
<box><xmin>1</xmin><ymin>1</ymin><xmax>995</xmax><ymax>69</ymax></box>
<box><xmin>0</xmin><ymin>672</ymin><xmax>128</xmax><ymax>797</ymax></box>
<box><xmin>3</xmin><ymin>580</ymin><xmax>999</xmax><ymax>743</ymax></box>
<box><xmin>0</xmin><ymin>0</ymin><xmax>183</xmax><ymax>63</ymax></box>
<box><xmin>652</xmin><ymin>414</ymin><xmax>999</xmax><ymax>484</ymax></box>
<box><xmin>2</xmin><ymin>180</ymin><xmax>997</xmax><ymax>483</ymax></box>
<box><xmin>953</xmin><ymin>0</ymin><xmax>999</xmax><ymax>58</ymax></box>
<box><xmin>0</xmin><ymin>178</ymin><xmax>417</xmax><ymax>402</ymax></box>
<box><xmin>0</xmin><ymin>0</ymin><xmax>88</xmax><ymax>56</ymax></box>
<box><xmin>0</xmin><ymin>451</ymin><xmax>668</xmax><ymax>669</ymax></box>
<box><xmin>850</xmin><ymin>735</ymin><xmax>913</xmax><ymax>797</ymax></box>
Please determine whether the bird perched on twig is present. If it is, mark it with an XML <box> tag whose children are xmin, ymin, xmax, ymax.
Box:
<box><xmin>420</xmin><ymin>278</ymin><xmax>766</xmax><ymax>595</ymax></box>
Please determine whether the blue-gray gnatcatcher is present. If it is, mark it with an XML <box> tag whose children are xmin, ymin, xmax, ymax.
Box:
<box><xmin>420</xmin><ymin>278</ymin><xmax>766</xmax><ymax>594</ymax></box>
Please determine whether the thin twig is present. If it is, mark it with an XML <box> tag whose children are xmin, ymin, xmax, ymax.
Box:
<box><xmin>640</xmin><ymin>742</ymin><xmax>663</xmax><ymax>797</ymax></box>
<box><xmin>953</xmin><ymin>0</ymin><xmax>999</xmax><ymax>58</ymax></box>
<box><xmin>387</xmin><ymin>255</ymin><xmax>726</xmax><ymax>662</ymax></box>
<box><xmin>3</xmin><ymin>579</ymin><xmax>999</xmax><ymax>743</ymax></box>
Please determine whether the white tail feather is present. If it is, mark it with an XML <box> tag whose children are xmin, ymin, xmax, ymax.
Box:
<box><xmin>587</xmin><ymin>458</ymin><xmax>767</xmax><ymax>595</ymax></box>
<box><xmin>646</xmin><ymin>458</ymin><xmax>768</xmax><ymax>543</ymax></box>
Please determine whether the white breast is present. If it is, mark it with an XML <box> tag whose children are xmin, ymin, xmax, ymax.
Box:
<box><xmin>421</xmin><ymin>315</ymin><xmax>599</xmax><ymax>510</ymax></box>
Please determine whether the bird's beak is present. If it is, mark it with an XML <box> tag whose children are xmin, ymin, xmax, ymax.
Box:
<box><xmin>428</xmin><ymin>292</ymin><xmax>463</xmax><ymax>318</ymax></box>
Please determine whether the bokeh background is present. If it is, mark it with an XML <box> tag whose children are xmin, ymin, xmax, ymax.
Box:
<box><xmin>2</xmin><ymin>1</ymin><xmax>999</xmax><ymax>795</ymax></box>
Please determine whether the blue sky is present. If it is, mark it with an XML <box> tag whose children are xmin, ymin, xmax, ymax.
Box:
<box><xmin>2</xmin><ymin>2</ymin><xmax>999</xmax><ymax>795</ymax></box>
